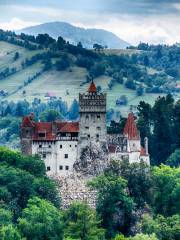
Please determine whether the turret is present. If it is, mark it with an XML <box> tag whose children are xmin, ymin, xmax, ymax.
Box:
<box><xmin>20</xmin><ymin>113</ymin><xmax>35</xmax><ymax>155</ymax></box>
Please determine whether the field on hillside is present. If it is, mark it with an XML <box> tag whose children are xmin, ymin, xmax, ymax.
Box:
<box><xmin>0</xmin><ymin>41</ymin><xmax>179</xmax><ymax>117</ymax></box>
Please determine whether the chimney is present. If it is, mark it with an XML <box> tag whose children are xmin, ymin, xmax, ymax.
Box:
<box><xmin>144</xmin><ymin>137</ymin><xmax>148</xmax><ymax>155</ymax></box>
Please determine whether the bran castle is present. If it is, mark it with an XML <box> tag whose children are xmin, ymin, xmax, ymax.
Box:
<box><xmin>21</xmin><ymin>81</ymin><xmax>150</xmax><ymax>177</ymax></box>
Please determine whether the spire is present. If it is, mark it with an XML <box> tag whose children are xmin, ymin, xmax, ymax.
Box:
<box><xmin>123</xmin><ymin>112</ymin><xmax>140</xmax><ymax>140</ymax></box>
<box><xmin>88</xmin><ymin>78</ymin><xmax>97</xmax><ymax>93</ymax></box>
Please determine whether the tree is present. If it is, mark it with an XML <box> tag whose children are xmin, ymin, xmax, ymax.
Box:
<box><xmin>144</xmin><ymin>56</ymin><xmax>149</xmax><ymax>67</ymax></box>
<box><xmin>0</xmin><ymin>209</ymin><xmax>12</xmax><ymax>227</ymax></box>
<box><xmin>151</xmin><ymin>95</ymin><xmax>174</xmax><ymax>165</ymax></box>
<box><xmin>68</xmin><ymin>99</ymin><xmax>79</xmax><ymax>120</ymax></box>
<box><xmin>40</xmin><ymin>109</ymin><xmax>61</xmax><ymax>122</ymax></box>
<box><xmin>13</xmin><ymin>52</ymin><xmax>19</xmax><ymax>61</ymax></box>
<box><xmin>93</xmin><ymin>44</ymin><xmax>104</xmax><ymax>52</ymax></box>
<box><xmin>56</xmin><ymin>54</ymin><xmax>70</xmax><ymax>71</ymax></box>
<box><xmin>0</xmin><ymin>225</ymin><xmax>22</xmax><ymax>240</ymax></box>
<box><xmin>63</xmin><ymin>202</ymin><xmax>105</xmax><ymax>240</ymax></box>
<box><xmin>89</xmin><ymin>174</ymin><xmax>134</xmax><ymax>238</ymax></box>
<box><xmin>18</xmin><ymin>197</ymin><xmax>64</xmax><ymax>240</ymax></box>
<box><xmin>77</xmin><ymin>42</ymin><xmax>83</xmax><ymax>48</ymax></box>
<box><xmin>136</xmin><ymin>86</ymin><xmax>144</xmax><ymax>96</ymax></box>
<box><xmin>125</xmin><ymin>79</ymin><xmax>136</xmax><ymax>90</ymax></box>
<box><xmin>141</xmin><ymin>214</ymin><xmax>180</xmax><ymax>240</ymax></box>
<box><xmin>137</xmin><ymin>101</ymin><xmax>152</xmax><ymax>147</ymax></box>
<box><xmin>105</xmin><ymin>160</ymin><xmax>152</xmax><ymax>209</ymax></box>
<box><xmin>130</xmin><ymin>233</ymin><xmax>158</xmax><ymax>240</ymax></box>
<box><xmin>166</xmin><ymin>149</ymin><xmax>180</xmax><ymax>167</ymax></box>
<box><xmin>151</xmin><ymin>165</ymin><xmax>180</xmax><ymax>216</ymax></box>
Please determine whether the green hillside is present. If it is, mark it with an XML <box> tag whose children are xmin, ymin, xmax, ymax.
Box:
<box><xmin>0</xmin><ymin>36</ymin><xmax>179</xmax><ymax>116</ymax></box>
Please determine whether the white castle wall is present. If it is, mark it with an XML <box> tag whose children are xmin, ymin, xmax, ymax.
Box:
<box><xmin>32</xmin><ymin>139</ymin><xmax>78</xmax><ymax>176</ymax></box>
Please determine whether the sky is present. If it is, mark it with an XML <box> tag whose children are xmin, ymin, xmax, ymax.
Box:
<box><xmin>0</xmin><ymin>0</ymin><xmax>180</xmax><ymax>45</ymax></box>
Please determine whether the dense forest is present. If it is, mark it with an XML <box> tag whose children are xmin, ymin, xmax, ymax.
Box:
<box><xmin>0</xmin><ymin>147</ymin><xmax>179</xmax><ymax>239</ymax></box>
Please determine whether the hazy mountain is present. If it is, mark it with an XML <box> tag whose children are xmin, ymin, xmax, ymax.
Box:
<box><xmin>18</xmin><ymin>22</ymin><xmax>130</xmax><ymax>49</ymax></box>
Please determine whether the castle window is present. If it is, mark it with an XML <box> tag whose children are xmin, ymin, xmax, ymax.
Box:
<box><xmin>97</xmin><ymin>115</ymin><xmax>100</xmax><ymax>119</ymax></box>
<box><xmin>65</xmin><ymin>166</ymin><xmax>69</xmax><ymax>170</ymax></box>
<box><xmin>39</xmin><ymin>145</ymin><xmax>42</xmax><ymax>148</ymax></box>
<box><xmin>49</xmin><ymin>145</ymin><xmax>51</xmax><ymax>148</ymax></box>
<box><xmin>85</xmin><ymin>126</ymin><xmax>89</xmax><ymax>130</ymax></box>
<box><xmin>38</xmin><ymin>133</ymin><xmax>45</xmax><ymax>138</ymax></box>
<box><xmin>69</xmin><ymin>145</ymin><xmax>72</xmax><ymax>148</ymax></box>
<box><xmin>59</xmin><ymin>165</ymin><xmax>63</xmax><ymax>170</ymax></box>
<box><xmin>47</xmin><ymin>166</ymin><xmax>51</xmax><ymax>171</ymax></box>
<box><xmin>86</xmin><ymin>115</ymin><xmax>89</xmax><ymax>119</ymax></box>
<box><xmin>97</xmin><ymin>127</ymin><xmax>101</xmax><ymax>130</ymax></box>
<box><xmin>75</xmin><ymin>145</ymin><xmax>77</xmax><ymax>148</ymax></box>
<box><xmin>42</xmin><ymin>154</ymin><xmax>46</xmax><ymax>158</ymax></box>
<box><xmin>88</xmin><ymin>134</ymin><xmax>90</xmax><ymax>138</ymax></box>
<box><xmin>65</xmin><ymin>154</ymin><xmax>68</xmax><ymax>159</ymax></box>
<box><xmin>60</xmin><ymin>145</ymin><xmax>62</xmax><ymax>149</ymax></box>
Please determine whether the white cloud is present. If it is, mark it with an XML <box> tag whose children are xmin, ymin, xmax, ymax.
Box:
<box><xmin>172</xmin><ymin>3</ymin><xmax>180</xmax><ymax>11</ymax></box>
<box><xmin>0</xmin><ymin>17</ymin><xmax>38</xmax><ymax>30</ymax></box>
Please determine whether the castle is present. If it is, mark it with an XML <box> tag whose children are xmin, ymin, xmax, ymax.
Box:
<box><xmin>21</xmin><ymin>81</ymin><xmax>150</xmax><ymax>176</ymax></box>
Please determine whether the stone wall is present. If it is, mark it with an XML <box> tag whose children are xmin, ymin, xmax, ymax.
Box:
<box><xmin>53</xmin><ymin>173</ymin><xmax>97</xmax><ymax>209</ymax></box>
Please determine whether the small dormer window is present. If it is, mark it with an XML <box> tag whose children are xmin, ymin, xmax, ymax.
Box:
<box><xmin>39</xmin><ymin>133</ymin><xmax>45</xmax><ymax>138</ymax></box>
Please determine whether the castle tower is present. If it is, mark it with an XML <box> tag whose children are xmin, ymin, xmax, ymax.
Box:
<box><xmin>20</xmin><ymin>114</ymin><xmax>35</xmax><ymax>155</ymax></box>
<box><xmin>123</xmin><ymin>112</ymin><xmax>141</xmax><ymax>152</ymax></box>
<box><xmin>77</xmin><ymin>81</ymin><xmax>107</xmax><ymax>158</ymax></box>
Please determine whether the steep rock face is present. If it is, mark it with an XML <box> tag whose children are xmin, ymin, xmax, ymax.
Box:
<box><xmin>53</xmin><ymin>143</ymin><xmax>108</xmax><ymax>208</ymax></box>
<box><xmin>18</xmin><ymin>22</ymin><xmax>130</xmax><ymax>49</ymax></box>
<box><xmin>54</xmin><ymin>173</ymin><xmax>97</xmax><ymax>209</ymax></box>
<box><xmin>74</xmin><ymin>142</ymin><xmax>109</xmax><ymax>176</ymax></box>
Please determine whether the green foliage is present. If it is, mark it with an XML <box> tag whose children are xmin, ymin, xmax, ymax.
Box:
<box><xmin>141</xmin><ymin>214</ymin><xmax>180</xmax><ymax>240</ymax></box>
<box><xmin>63</xmin><ymin>202</ymin><xmax>105</xmax><ymax>240</ymax></box>
<box><xmin>89</xmin><ymin>174</ymin><xmax>134</xmax><ymax>238</ymax></box>
<box><xmin>0</xmin><ymin>209</ymin><xmax>12</xmax><ymax>227</ymax></box>
<box><xmin>106</xmin><ymin>160</ymin><xmax>152</xmax><ymax>209</ymax></box>
<box><xmin>151</xmin><ymin>165</ymin><xmax>180</xmax><ymax>216</ymax></box>
<box><xmin>137</xmin><ymin>95</ymin><xmax>179</xmax><ymax>165</ymax></box>
<box><xmin>0</xmin><ymin>147</ymin><xmax>45</xmax><ymax>177</ymax></box>
<box><xmin>0</xmin><ymin>148</ymin><xmax>60</xmax><ymax>220</ymax></box>
<box><xmin>40</xmin><ymin>109</ymin><xmax>62</xmax><ymax>122</ymax></box>
<box><xmin>56</xmin><ymin>54</ymin><xmax>70</xmax><ymax>71</ymax></box>
<box><xmin>113</xmin><ymin>234</ymin><xmax>128</xmax><ymax>240</ymax></box>
<box><xmin>18</xmin><ymin>197</ymin><xmax>63</xmax><ymax>240</ymax></box>
<box><xmin>130</xmin><ymin>233</ymin><xmax>158</xmax><ymax>240</ymax></box>
<box><xmin>0</xmin><ymin>224</ymin><xmax>22</xmax><ymax>240</ymax></box>
<box><xmin>166</xmin><ymin>149</ymin><xmax>180</xmax><ymax>167</ymax></box>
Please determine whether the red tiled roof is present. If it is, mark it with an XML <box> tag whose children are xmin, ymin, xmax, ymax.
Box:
<box><xmin>140</xmin><ymin>146</ymin><xmax>148</xmax><ymax>156</ymax></box>
<box><xmin>88</xmin><ymin>81</ymin><xmax>97</xmax><ymax>92</ymax></box>
<box><xmin>123</xmin><ymin>113</ymin><xmax>140</xmax><ymax>140</ymax></box>
<box><xmin>31</xmin><ymin>121</ymin><xmax>79</xmax><ymax>141</ymax></box>
<box><xmin>21</xmin><ymin>115</ymin><xmax>35</xmax><ymax>127</ymax></box>
<box><xmin>33</xmin><ymin>122</ymin><xmax>55</xmax><ymax>141</ymax></box>
<box><xmin>58</xmin><ymin>122</ymin><xmax>79</xmax><ymax>133</ymax></box>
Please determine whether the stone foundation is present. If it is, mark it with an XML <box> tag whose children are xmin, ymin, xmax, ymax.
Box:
<box><xmin>53</xmin><ymin>173</ymin><xmax>97</xmax><ymax>209</ymax></box>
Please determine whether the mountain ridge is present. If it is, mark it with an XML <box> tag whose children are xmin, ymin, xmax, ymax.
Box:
<box><xmin>17</xmin><ymin>21</ymin><xmax>130</xmax><ymax>49</ymax></box>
